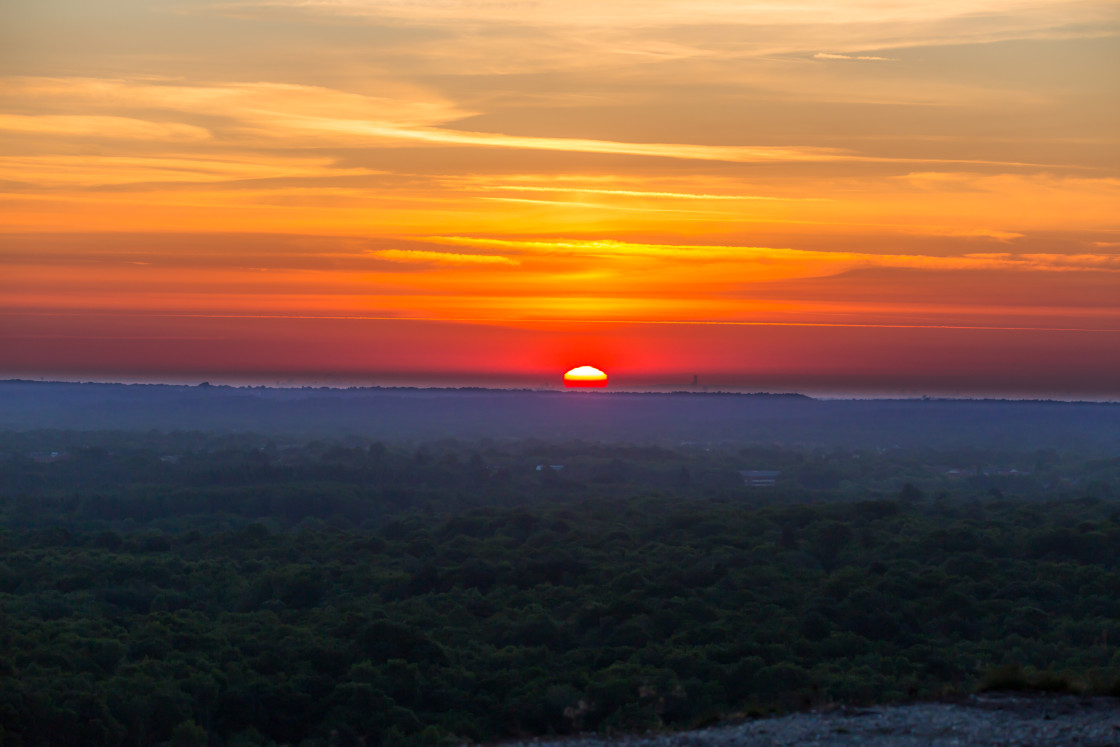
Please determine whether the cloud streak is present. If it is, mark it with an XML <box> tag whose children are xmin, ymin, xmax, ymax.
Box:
<box><xmin>0</xmin><ymin>114</ymin><xmax>211</xmax><ymax>142</ymax></box>
<box><xmin>214</xmin><ymin>1</ymin><xmax>1117</xmax><ymax>33</ymax></box>
<box><xmin>1</xmin><ymin>77</ymin><xmax>1081</xmax><ymax>174</ymax></box>
<box><xmin>369</xmin><ymin>249</ymin><xmax>520</xmax><ymax>266</ymax></box>
<box><xmin>206</xmin><ymin>0</ymin><xmax>1119</xmax><ymax>73</ymax></box>
<box><xmin>813</xmin><ymin>52</ymin><xmax>896</xmax><ymax>61</ymax></box>
<box><xmin>480</xmin><ymin>197</ymin><xmax>742</xmax><ymax>216</ymax></box>
<box><xmin>487</xmin><ymin>185</ymin><xmax>823</xmax><ymax>201</ymax></box>
<box><xmin>428</xmin><ymin>236</ymin><xmax>1120</xmax><ymax>274</ymax></box>
<box><xmin>0</xmin><ymin>154</ymin><xmax>372</xmax><ymax>187</ymax></box>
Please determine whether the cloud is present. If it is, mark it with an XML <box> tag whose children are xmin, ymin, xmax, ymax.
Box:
<box><xmin>0</xmin><ymin>154</ymin><xmax>372</xmax><ymax>187</ymax></box>
<box><xmin>295</xmin><ymin>119</ymin><xmax>854</xmax><ymax>162</ymax></box>
<box><xmin>428</xmin><ymin>236</ymin><xmax>1120</xmax><ymax>274</ymax></box>
<box><xmin>1019</xmin><ymin>253</ymin><xmax>1120</xmax><ymax>269</ymax></box>
<box><xmin>487</xmin><ymin>185</ymin><xmax>816</xmax><ymax>201</ymax></box>
<box><xmin>209</xmin><ymin>0</ymin><xmax>1119</xmax><ymax>62</ymax></box>
<box><xmin>0</xmin><ymin>114</ymin><xmax>211</xmax><ymax>142</ymax></box>
<box><xmin>253</xmin><ymin>118</ymin><xmax>1049</xmax><ymax>167</ymax></box>
<box><xmin>813</xmin><ymin>52</ymin><xmax>896</xmax><ymax>61</ymax></box>
<box><xmin>368</xmin><ymin>249</ymin><xmax>520</xmax><ymax>266</ymax></box>
<box><xmin>0</xmin><ymin>77</ymin><xmax>1068</xmax><ymax>171</ymax></box>
<box><xmin>481</xmin><ymin>197</ymin><xmax>741</xmax><ymax>216</ymax></box>
<box><xmin>0</xmin><ymin>76</ymin><xmax>470</xmax><ymax>137</ymax></box>
<box><xmin>214</xmin><ymin>1</ymin><xmax>1116</xmax><ymax>30</ymax></box>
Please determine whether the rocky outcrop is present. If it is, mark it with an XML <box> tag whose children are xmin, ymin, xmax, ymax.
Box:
<box><xmin>494</xmin><ymin>694</ymin><xmax>1120</xmax><ymax>746</ymax></box>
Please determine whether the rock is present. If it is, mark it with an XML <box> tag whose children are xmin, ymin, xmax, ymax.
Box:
<box><xmin>491</xmin><ymin>695</ymin><xmax>1120</xmax><ymax>746</ymax></box>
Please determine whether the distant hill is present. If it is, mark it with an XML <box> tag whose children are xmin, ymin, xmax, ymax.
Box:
<box><xmin>1</xmin><ymin>380</ymin><xmax>1117</xmax><ymax>451</ymax></box>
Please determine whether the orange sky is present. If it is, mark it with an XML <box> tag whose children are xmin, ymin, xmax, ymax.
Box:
<box><xmin>2</xmin><ymin>1</ymin><xmax>1118</xmax><ymax>396</ymax></box>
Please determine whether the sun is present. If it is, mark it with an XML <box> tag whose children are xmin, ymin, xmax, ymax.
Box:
<box><xmin>564</xmin><ymin>365</ymin><xmax>608</xmax><ymax>388</ymax></box>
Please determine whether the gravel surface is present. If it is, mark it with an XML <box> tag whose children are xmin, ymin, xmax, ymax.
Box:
<box><xmin>493</xmin><ymin>695</ymin><xmax>1120</xmax><ymax>746</ymax></box>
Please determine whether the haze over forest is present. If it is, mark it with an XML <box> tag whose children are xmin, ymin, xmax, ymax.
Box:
<box><xmin>3</xmin><ymin>380</ymin><xmax>1119</xmax><ymax>451</ymax></box>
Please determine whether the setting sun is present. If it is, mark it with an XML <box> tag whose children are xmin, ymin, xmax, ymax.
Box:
<box><xmin>564</xmin><ymin>366</ymin><xmax>609</xmax><ymax>388</ymax></box>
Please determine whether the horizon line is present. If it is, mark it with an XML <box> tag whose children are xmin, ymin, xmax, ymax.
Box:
<box><xmin>3</xmin><ymin>378</ymin><xmax>1118</xmax><ymax>405</ymax></box>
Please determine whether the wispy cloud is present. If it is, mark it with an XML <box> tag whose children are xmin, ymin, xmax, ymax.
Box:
<box><xmin>813</xmin><ymin>52</ymin><xmax>896</xmax><ymax>61</ymax></box>
<box><xmin>243</xmin><ymin>118</ymin><xmax>1056</xmax><ymax>168</ymax></box>
<box><xmin>487</xmin><ymin>185</ymin><xmax>823</xmax><ymax>201</ymax></box>
<box><xmin>480</xmin><ymin>197</ymin><xmax>741</xmax><ymax>216</ymax></box>
<box><xmin>208</xmin><ymin>0</ymin><xmax>1119</xmax><ymax>66</ymax></box>
<box><xmin>0</xmin><ymin>77</ymin><xmax>1076</xmax><ymax>174</ymax></box>
<box><xmin>214</xmin><ymin>1</ymin><xmax>1117</xmax><ymax>32</ymax></box>
<box><xmin>0</xmin><ymin>154</ymin><xmax>372</xmax><ymax>187</ymax></box>
<box><xmin>0</xmin><ymin>114</ymin><xmax>211</xmax><ymax>142</ymax></box>
<box><xmin>428</xmin><ymin>236</ymin><xmax>1120</xmax><ymax>273</ymax></box>
<box><xmin>369</xmin><ymin>249</ymin><xmax>520</xmax><ymax>266</ymax></box>
<box><xmin>1019</xmin><ymin>253</ymin><xmax>1120</xmax><ymax>269</ymax></box>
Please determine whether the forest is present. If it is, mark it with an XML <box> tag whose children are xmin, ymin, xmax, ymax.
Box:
<box><xmin>2</xmin><ymin>428</ymin><xmax>1120</xmax><ymax>745</ymax></box>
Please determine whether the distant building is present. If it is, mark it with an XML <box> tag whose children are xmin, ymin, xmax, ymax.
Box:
<box><xmin>535</xmin><ymin>464</ymin><xmax>565</xmax><ymax>472</ymax></box>
<box><xmin>739</xmin><ymin>469</ymin><xmax>780</xmax><ymax>487</ymax></box>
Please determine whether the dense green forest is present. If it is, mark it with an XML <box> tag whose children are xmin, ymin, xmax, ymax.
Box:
<box><xmin>2</xmin><ymin>430</ymin><xmax>1120</xmax><ymax>746</ymax></box>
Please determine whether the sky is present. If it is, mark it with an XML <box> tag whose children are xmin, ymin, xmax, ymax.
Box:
<box><xmin>2</xmin><ymin>0</ymin><xmax>1118</xmax><ymax>396</ymax></box>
